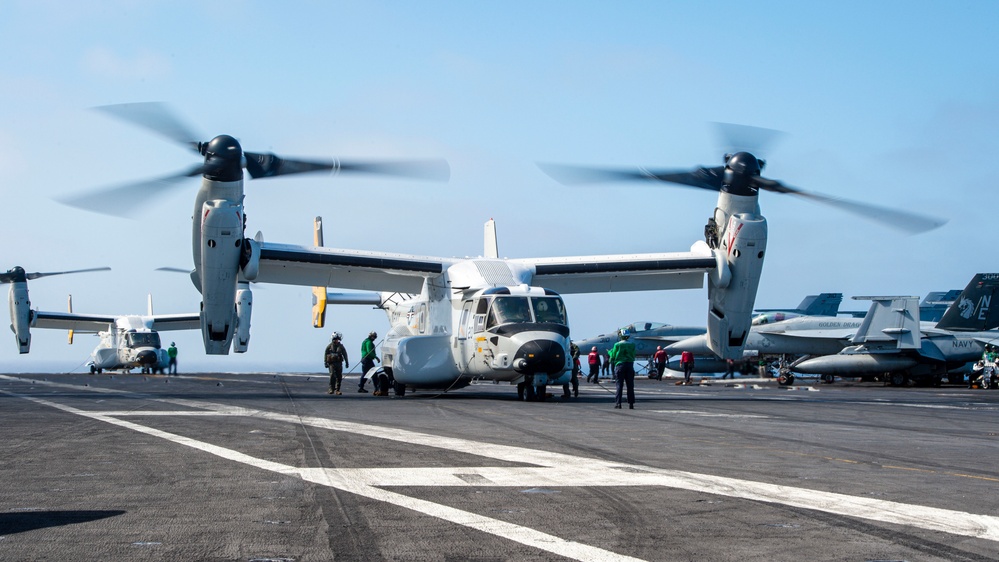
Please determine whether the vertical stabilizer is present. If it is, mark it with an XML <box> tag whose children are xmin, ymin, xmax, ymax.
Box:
<box><xmin>799</xmin><ymin>293</ymin><xmax>843</xmax><ymax>316</ymax></box>
<box><xmin>312</xmin><ymin>216</ymin><xmax>328</xmax><ymax>328</ymax></box>
<box><xmin>935</xmin><ymin>274</ymin><xmax>999</xmax><ymax>331</ymax></box>
<box><xmin>851</xmin><ymin>296</ymin><xmax>920</xmax><ymax>349</ymax></box>
<box><xmin>484</xmin><ymin>219</ymin><xmax>499</xmax><ymax>259</ymax></box>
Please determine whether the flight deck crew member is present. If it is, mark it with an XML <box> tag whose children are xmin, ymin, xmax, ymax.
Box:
<box><xmin>609</xmin><ymin>330</ymin><xmax>637</xmax><ymax>409</ymax></box>
<box><xmin>602</xmin><ymin>352</ymin><xmax>611</xmax><ymax>379</ymax></box>
<box><xmin>167</xmin><ymin>342</ymin><xmax>178</xmax><ymax>375</ymax></box>
<box><xmin>324</xmin><ymin>332</ymin><xmax>349</xmax><ymax>395</ymax></box>
<box><xmin>653</xmin><ymin>346</ymin><xmax>667</xmax><ymax>381</ymax></box>
<box><xmin>587</xmin><ymin>346</ymin><xmax>601</xmax><ymax>383</ymax></box>
<box><xmin>680</xmin><ymin>350</ymin><xmax>694</xmax><ymax>384</ymax></box>
<box><xmin>722</xmin><ymin>358</ymin><xmax>735</xmax><ymax>379</ymax></box>
<box><xmin>563</xmin><ymin>342</ymin><xmax>580</xmax><ymax>398</ymax></box>
<box><xmin>358</xmin><ymin>331</ymin><xmax>379</xmax><ymax>393</ymax></box>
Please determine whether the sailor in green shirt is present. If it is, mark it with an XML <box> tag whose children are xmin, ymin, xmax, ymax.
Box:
<box><xmin>358</xmin><ymin>331</ymin><xmax>380</xmax><ymax>393</ymax></box>
<box><xmin>609</xmin><ymin>329</ymin><xmax>637</xmax><ymax>409</ymax></box>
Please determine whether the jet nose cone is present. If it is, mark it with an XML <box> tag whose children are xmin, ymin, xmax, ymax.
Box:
<box><xmin>136</xmin><ymin>350</ymin><xmax>157</xmax><ymax>365</ymax></box>
<box><xmin>514</xmin><ymin>339</ymin><xmax>565</xmax><ymax>375</ymax></box>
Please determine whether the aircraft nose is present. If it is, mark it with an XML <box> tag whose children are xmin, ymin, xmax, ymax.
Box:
<box><xmin>665</xmin><ymin>336</ymin><xmax>710</xmax><ymax>355</ymax></box>
<box><xmin>513</xmin><ymin>339</ymin><xmax>565</xmax><ymax>375</ymax></box>
<box><xmin>136</xmin><ymin>350</ymin><xmax>157</xmax><ymax>365</ymax></box>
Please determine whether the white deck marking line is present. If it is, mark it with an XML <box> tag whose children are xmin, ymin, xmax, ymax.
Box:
<box><xmin>6</xmin><ymin>392</ymin><xmax>641</xmax><ymax>562</ymax></box>
<box><xmin>4</xmin><ymin>378</ymin><xmax>999</xmax><ymax>546</ymax></box>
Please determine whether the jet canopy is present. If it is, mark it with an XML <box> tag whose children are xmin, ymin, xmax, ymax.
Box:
<box><xmin>618</xmin><ymin>321</ymin><xmax>668</xmax><ymax>334</ymax></box>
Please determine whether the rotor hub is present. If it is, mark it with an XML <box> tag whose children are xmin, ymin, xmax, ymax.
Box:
<box><xmin>722</xmin><ymin>152</ymin><xmax>762</xmax><ymax>196</ymax></box>
<box><xmin>200</xmin><ymin>135</ymin><xmax>244</xmax><ymax>182</ymax></box>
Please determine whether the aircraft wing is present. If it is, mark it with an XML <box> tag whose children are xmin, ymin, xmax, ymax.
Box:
<box><xmin>251</xmin><ymin>242</ymin><xmax>453</xmax><ymax>293</ymax></box>
<box><xmin>513</xmin><ymin>248</ymin><xmax>716</xmax><ymax>294</ymax></box>
<box><xmin>150</xmin><ymin>314</ymin><xmax>201</xmax><ymax>331</ymax></box>
<box><xmin>31</xmin><ymin>311</ymin><xmax>117</xmax><ymax>332</ymax></box>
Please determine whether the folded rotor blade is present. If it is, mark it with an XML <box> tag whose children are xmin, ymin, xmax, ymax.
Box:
<box><xmin>538</xmin><ymin>163</ymin><xmax>724</xmax><ymax>191</ymax></box>
<box><xmin>57</xmin><ymin>164</ymin><xmax>208</xmax><ymax>217</ymax></box>
<box><xmin>94</xmin><ymin>102</ymin><xmax>202</xmax><ymax>152</ymax></box>
<box><xmin>753</xmin><ymin>177</ymin><xmax>946</xmax><ymax>234</ymax></box>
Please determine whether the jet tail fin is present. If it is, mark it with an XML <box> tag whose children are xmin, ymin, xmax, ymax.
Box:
<box><xmin>312</xmin><ymin>216</ymin><xmax>327</xmax><ymax>328</ymax></box>
<box><xmin>798</xmin><ymin>292</ymin><xmax>843</xmax><ymax>316</ymax></box>
<box><xmin>851</xmin><ymin>296</ymin><xmax>920</xmax><ymax>349</ymax></box>
<box><xmin>935</xmin><ymin>274</ymin><xmax>999</xmax><ymax>331</ymax></box>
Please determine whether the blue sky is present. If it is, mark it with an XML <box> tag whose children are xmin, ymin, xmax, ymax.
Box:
<box><xmin>2</xmin><ymin>1</ymin><xmax>997</xmax><ymax>372</ymax></box>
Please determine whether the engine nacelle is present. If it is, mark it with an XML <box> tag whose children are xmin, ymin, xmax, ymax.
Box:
<box><xmin>8</xmin><ymin>281</ymin><xmax>31</xmax><ymax>353</ymax></box>
<box><xmin>706</xmin><ymin>213</ymin><xmax>768</xmax><ymax>359</ymax></box>
<box><xmin>200</xmin><ymin>200</ymin><xmax>243</xmax><ymax>354</ymax></box>
<box><xmin>233</xmin><ymin>282</ymin><xmax>252</xmax><ymax>353</ymax></box>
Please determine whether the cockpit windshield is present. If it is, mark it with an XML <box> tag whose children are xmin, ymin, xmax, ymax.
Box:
<box><xmin>620</xmin><ymin>321</ymin><xmax>667</xmax><ymax>333</ymax></box>
<box><xmin>126</xmin><ymin>332</ymin><xmax>161</xmax><ymax>349</ymax></box>
<box><xmin>531</xmin><ymin>296</ymin><xmax>567</xmax><ymax>324</ymax></box>
<box><xmin>485</xmin><ymin>296</ymin><xmax>567</xmax><ymax>329</ymax></box>
<box><xmin>751</xmin><ymin>312</ymin><xmax>787</xmax><ymax>326</ymax></box>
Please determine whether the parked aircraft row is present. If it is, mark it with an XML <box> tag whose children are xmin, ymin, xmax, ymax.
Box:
<box><xmin>661</xmin><ymin>274</ymin><xmax>999</xmax><ymax>386</ymax></box>
<box><xmin>8</xmin><ymin>104</ymin><xmax>949</xmax><ymax>398</ymax></box>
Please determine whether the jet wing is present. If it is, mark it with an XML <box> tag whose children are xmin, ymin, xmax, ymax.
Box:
<box><xmin>514</xmin><ymin>249</ymin><xmax>716</xmax><ymax>294</ymax></box>
<box><xmin>252</xmin><ymin>242</ymin><xmax>452</xmax><ymax>293</ymax></box>
<box><xmin>150</xmin><ymin>314</ymin><xmax>201</xmax><ymax>331</ymax></box>
<box><xmin>32</xmin><ymin>311</ymin><xmax>117</xmax><ymax>332</ymax></box>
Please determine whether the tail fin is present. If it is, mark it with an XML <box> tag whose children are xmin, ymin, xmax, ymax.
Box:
<box><xmin>851</xmin><ymin>296</ymin><xmax>920</xmax><ymax>349</ymax></box>
<box><xmin>798</xmin><ymin>293</ymin><xmax>843</xmax><ymax>316</ymax></box>
<box><xmin>67</xmin><ymin>294</ymin><xmax>74</xmax><ymax>345</ymax></box>
<box><xmin>935</xmin><ymin>274</ymin><xmax>999</xmax><ymax>331</ymax></box>
<box><xmin>484</xmin><ymin>219</ymin><xmax>498</xmax><ymax>259</ymax></box>
<box><xmin>919</xmin><ymin>289</ymin><xmax>961</xmax><ymax>322</ymax></box>
<box><xmin>312</xmin><ymin>216</ymin><xmax>327</xmax><ymax>328</ymax></box>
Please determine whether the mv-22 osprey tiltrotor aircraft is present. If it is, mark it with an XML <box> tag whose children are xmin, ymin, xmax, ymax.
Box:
<box><xmin>4</xmin><ymin>265</ymin><xmax>200</xmax><ymax>373</ymax></box>
<box><xmin>62</xmin><ymin>108</ymin><xmax>945</xmax><ymax>396</ymax></box>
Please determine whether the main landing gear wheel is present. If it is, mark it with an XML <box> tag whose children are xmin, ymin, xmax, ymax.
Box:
<box><xmin>820</xmin><ymin>373</ymin><xmax>835</xmax><ymax>384</ymax></box>
<box><xmin>777</xmin><ymin>373</ymin><xmax>794</xmax><ymax>386</ymax></box>
<box><xmin>393</xmin><ymin>381</ymin><xmax>406</xmax><ymax>396</ymax></box>
<box><xmin>89</xmin><ymin>365</ymin><xmax>96</xmax><ymax>375</ymax></box>
<box><xmin>890</xmin><ymin>372</ymin><xmax>907</xmax><ymax>387</ymax></box>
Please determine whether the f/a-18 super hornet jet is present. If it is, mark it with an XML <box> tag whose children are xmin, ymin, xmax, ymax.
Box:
<box><xmin>62</xmin><ymin>112</ymin><xmax>944</xmax><ymax>397</ymax></box>
<box><xmin>574</xmin><ymin>292</ymin><xmax>846</xmax><ymax>363</ymax></box>
<box><xmin>668</xmin><ymin>274</ymin><xmax>999</xmax><ymax>386</ymax></box>
<box><xmin>793</xmin><ymin>274</ymin><xmax>999</xmax><ymax>386</ymax></box>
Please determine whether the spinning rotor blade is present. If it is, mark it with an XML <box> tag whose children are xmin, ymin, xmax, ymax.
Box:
<box><xmin>752</xmin><ymin>177</ymin><xmax>947</xmax><ymax>234</ymax></box>
<box><xmin>27</xmin><ymin>267</ymin><xmax>112</xmax><ymax>281</ymax></box>
<box><xmin>58</xmin><ymin>164</ymin><xmax>209</xmax><ymax>217</ymax></box>
<box><xmin>713</xmin><ymin>122</ymin><xmax>784</xmax><ymax>156</ymax></box>
<box><xmin>244</xmin><ymin>154</ymin><xmax>450</xmax><ymax>181</ymax></box>
<box><xmin>94</xmin><ymin>102</ymin><xmax>201</xmax><ymax>152</ymax></box>
<box><xmin>155</xmin><ymin>267</ymin><xmax>194</xmax><ymax>274</ymax></box>
<box><xmin>0</xmin><ymin>266</ymin><xmax>111</xmax><ymax>284</ymax></box>
<box><xmin>333</xmin><ymin>158</ymin><xmax>451</xmax><ymax>182</ymax></box>
<box><xmin>537</xmin><ymin>163</ymin><xmax>723</xmax><ymax>191</ymax></box>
